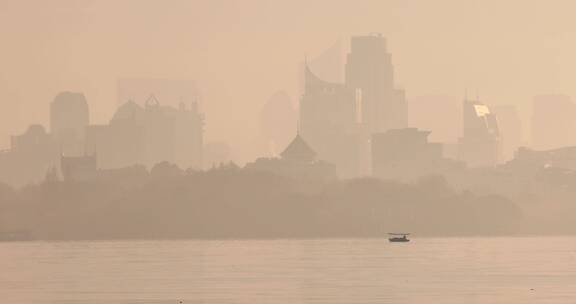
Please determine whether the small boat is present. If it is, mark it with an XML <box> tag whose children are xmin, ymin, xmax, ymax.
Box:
<box><xmin>388</xmin><ymin>233</ymin><xmax>410</xmax><ymax>242</ymax></box>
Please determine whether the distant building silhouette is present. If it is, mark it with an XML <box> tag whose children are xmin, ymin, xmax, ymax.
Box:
<box><xmin>0</xmin><ymin>125</ymin><xmax>59</xmax><ymax>186</ymax></box>
<box><xmin>86</xmin><ymin>95</ymin><xmax>204</xmax><ymax>170</ymax></box>
<box><xmin>280</xmin><ymin>134</ymin><xmax>317</xmax><ymax>163</ymax></box>
<box><xmin>531</xmin><ymin>95</ymin><xmax>576</xmax><ymax>150</ymax></box>
<box><xmin>345</xmin><ymin>33</ymin><xmax>407</xmax><ymax>133</ymax></box>
<box><xmin>117</xmin><ymin>78</ymin><xmax>199</xmax><ymax>108</ymax></box>
<box><xmin>508</xmin><ymin>146</ymin><xmax>576</xmax><ymax>172</ymax></box>
<box><xmin>298</xmin><ymin>34</ymin><xmax>406</xmax><ymax>177</ymax></box>
<box><xmin>372</xmin><ymin>128</ymin><xmax>459</xmax><ymax>181</ymax></box>
<box><xmin>50</xmin><ymin>92</ymin><xmax>89</xmax><ymax>156</ymax></box>
<box><xmin>245</xmin><ymin>134</ymin><xmax>336</xmax><ymax>182</ymax></box>
<box><xmin>299</xmin><ymin>64</ymin><xmax>366</xmax><ymax>177</ymax></box>
<box><xmin>458</xmin><ymin>99</ymin><xmax>501</xmax><ymax>167</ymax></box>
<box><xmin>298</xmin><ymin>39</ymin><xmax>344</xmax><ymax>95</ymax></box>
<box><xmin>492</xmin><ymin>105</ymin><xmax>523</xmax><ymax>162</ymax></box>
<box><xmin>86</xmin><ymin>100</ymin><xmax>145</xmax><ymax>169</ymax></box>
<box><xmin>61</xmin><ymin>154</ymin><xmax>97</xmax><ymax>182</ymax></box>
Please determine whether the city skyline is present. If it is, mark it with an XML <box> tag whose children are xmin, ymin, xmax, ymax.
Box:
<box><xmin>3</xmin><ymin>0</ymin><xmax>576</xmax><ymax>164</ymax></box>
<box><xmin>4</xmin><ymin>3</ymin><xmax>576</xmax><ymax>302</ymax></box>
<box><xmin>2</xmin><ymin>30</ymin><xmax>576</xmax><ymax>186</ymax></box>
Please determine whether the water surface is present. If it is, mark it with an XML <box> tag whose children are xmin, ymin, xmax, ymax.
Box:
<box><xmin>1</xmin><ymin>237</ymin><xmax>575</xmax><ymax>303</ymax></box>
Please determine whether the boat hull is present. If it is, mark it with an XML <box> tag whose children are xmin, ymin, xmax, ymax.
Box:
<box><xmin>388</xmin><ymin>238</ymin><xmax>410</xmax><ymax>242</ymax></box>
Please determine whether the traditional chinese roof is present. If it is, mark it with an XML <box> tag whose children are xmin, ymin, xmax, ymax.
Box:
<box><xmin>280</xmin><ymin>134</ymin><xmax>316</xmax><ymax>162</ymax></box>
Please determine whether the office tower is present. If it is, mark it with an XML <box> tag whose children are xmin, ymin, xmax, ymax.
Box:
<box><xmin>299</xmin><ymin>64</ymin><xmax>365</xmax><ymax>177</ymax></box>
<box><xmin>50</xmin><ymin>92</ymin><xmax>89</xmax><ymax>156</ymax></box>
<box><xmin>0</xmin><ymin>125</ymin><xmax>60</xmax><ymax>187</ymax></box>
<box><xmin>86</xmin><ymin>96</ymin><xmax>204</xmax><ymax>170</ymax></box>
<box><xmin>458</xmin><ymin>99</ymin><xmax>501</xmax><ymax>167</ymax></box>
<box><xmin>345</xmin><ymin>33</ymin><xmax>407</xmax><ymax>133</ymax></box>
<box><xmin>117</xmin><ymin>78</ymin><xmax>199</xmax><ymax>108</ymax></box>
<box><xmin>492</xmin><ymin>105</ymin><xmax>523</xmax><ymax>162</ymax></box>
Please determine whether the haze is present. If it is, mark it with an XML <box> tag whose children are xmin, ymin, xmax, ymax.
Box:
<box><xmin>1</xmin><ymin>0</ymin><xmax>575</xmax><ymax>162</ymax></box>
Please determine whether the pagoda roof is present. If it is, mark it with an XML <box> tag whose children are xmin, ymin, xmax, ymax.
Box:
<box><xmin>280</xmin><ymin>134</ymin><xmax>316</xmax><ymax>162</ymax></box>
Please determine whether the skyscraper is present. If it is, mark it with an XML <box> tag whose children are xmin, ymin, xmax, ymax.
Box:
<box><xmin>299</xmin><ymin>64</ymin><xmax>365</xmax><ymax>177</ymax></box>
<box><xmin>298</xmin><ymin>39</ymin><xmax>344</xmax><ymax>95</ymax></box>
<box><xmin>458</xmin><ymin>99</ymin><xmax>501</xmax><ymax>167</ymax></box>
<box><xmin>86</xmin><ymin>96</ymin><xmax>204</xmax><ymax>170</ymax></box>
<box><xmin>0</xmin><ymin>125</ymin><xmax>60</xmax><ymax>187</ymax></box>
<box><xmin>117</xmin><ymin>78</ymin><xmax>199</xmax><ymax>108</ymax></box>
<box><xmin>50</xmin><ymin>92</ymin><xmax>89</xmax><ymax>156</ymax></box>
<box><xmin>492</xmin><ymin>105</ymin><xmax>523</xmax><ymax>162</ymax></box>
<box><xmin>298</xmin><ymin>34</ymin><xmax>407</xmax><ymax>177</ymax></box>
<box><xmin>345</xmin><ymin>33</ymin><xmax>407</xmax><ymax>133</ymax></box>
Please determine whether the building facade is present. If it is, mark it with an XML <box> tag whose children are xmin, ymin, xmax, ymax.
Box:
<box><xmin>50</xmin><ymin>92</ymin><xmax>89</xmax><ymax>156</ymax></box>
<box><xmin>345</xmin><ymin>33</ymin><xmax>407</xmax><ymax>133</ymax></box>
<box><xmin>86</xmin><ymin>96</ymin><xmax>203</xmax><ymax>170</ymax></box>
<box><xmin>458</xmin><ymin>99</ymin><xmax>501</xmax><ymax>167</ymax></box>
<box><xmin>372</xmin><ymin>128</ymin><xmax>446</xmax><ymax>181</ymax></box>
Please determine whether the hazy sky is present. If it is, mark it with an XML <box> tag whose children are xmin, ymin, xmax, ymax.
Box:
<box><xmin>1</xmin><ymin>0</ymin><xmax>575</xmax><ymax>161</ymax></box>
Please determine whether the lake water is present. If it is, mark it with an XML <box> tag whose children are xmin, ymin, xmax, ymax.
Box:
<box><xmin>1</xmin><ymin>237</ymin><xmax>576</xmax><ymax>303</ymax></box>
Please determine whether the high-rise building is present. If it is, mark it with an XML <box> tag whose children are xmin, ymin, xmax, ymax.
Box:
<box><xmin>298</xmin><ymin>34</ymin><xmax>406</xmax><ymax>177</ymax></box>
<box><xmin>86</xmin><ymin>96</ymin><xmax>203</xmax><ymax>170</ymax></box>
<box><xmin>50</xmin><ymin>92</ymin><xmax>89</xmax><ymax>156</ymax></box>
<box><xmin>345</xmin><ymin>33</ymin><xmax>407</xmax><ymax>133</ymax></box>
<box><xmin>298</xmin><ymin>39</ymin><xmax>344</xmax><ymax>95</ymax></box>
<box><xmin>117</xmin><ymin>78</ymin><xmax>199</xmax><ymax>108</ymax></box>
<box><xmin>86</xmin><ymin>100</ymin><xmax>145</xmax><ymax>169</ymax></box>
<box><xmin>0</xmin><ymin>125</ymin><xmax>60</xmax><ymax>187</ymax></box>
<box><xmin>299</xmin><ymin>64</ymin><xmax>367</xmax><ymax>177</ymax></box>
<box><xmin>492</xmin><ymin>105</ymin><xmax>523</xmax><ymax>162</ymax></box>
<box><xmin>458</xmin><ymin>99</ymin><xmax>501</xmax><ymax>167</ymax></box>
